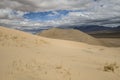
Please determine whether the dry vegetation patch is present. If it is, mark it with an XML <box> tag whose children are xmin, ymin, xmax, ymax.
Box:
<box><xmin>103</xmin><ymin>62</ymin><xmax>119</xmax><ymax>72</ymax></box>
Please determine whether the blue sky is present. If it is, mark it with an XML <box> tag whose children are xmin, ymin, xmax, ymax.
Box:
<box><xmin>23</xmin><ymin>10</ymin><xmax>70</xmax><ymax>21</ymax></box>
<box><xmin>23</xmin><ymin>10</ymin><xmax>89</xmax><ymax>22</ymax></box>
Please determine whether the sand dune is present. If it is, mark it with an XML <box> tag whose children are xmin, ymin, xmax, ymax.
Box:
<box><xmin>37</xmin><ymin>28</ymin><xmax>104</xmax><ymax>46</ymax></box>
<box><xmin>99</xmin><ymin>38</ymin><xmax>120</xmax><ymax>47</ymax></box>
<box><xmin>0</xmin><ymin>26</ymin><xmax>120</xmax><ymax>80</ymax></box>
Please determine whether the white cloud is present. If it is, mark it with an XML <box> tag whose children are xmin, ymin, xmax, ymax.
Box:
<box><xmin>0</xmin><ymin>8</ymin><xmax>25</xmax><ymax>19</ymax></box>
<box><xmin>0</xmin><ymin>8</ymin><xmax>13</xmax><ymax>19</ymax></box>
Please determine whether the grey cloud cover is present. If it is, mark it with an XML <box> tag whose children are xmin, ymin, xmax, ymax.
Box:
<box><xmin>0</xmin><ymin>0</ymin><xmax>38</xmax><ymax>11</ymax></box>
<box><xmin>0</xmin><ymin>0</ymin><xmax>101</xmax><ymax>11</ymax></box>
<box><xmin>0</xmin><ymin>0</ymin><xmax>120</xmax><ymax>32</ymax></box>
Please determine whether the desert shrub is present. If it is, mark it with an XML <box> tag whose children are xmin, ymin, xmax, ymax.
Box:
<box><xmin>103</xmin><ymin>62</ymin><xmax>119</xmax><ymax>72</ymax></box>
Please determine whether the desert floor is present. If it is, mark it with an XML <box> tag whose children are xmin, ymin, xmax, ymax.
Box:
<box><xmin>0</xmin><ymin>26</ymin><xmax>120</xmax><ymax>80</ymax></box>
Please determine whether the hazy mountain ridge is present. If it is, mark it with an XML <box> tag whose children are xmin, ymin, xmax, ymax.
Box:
<box><xmin>73</xmin><ymin>25</ymin><xmax>120</xmax><ymax>33</ymax></box>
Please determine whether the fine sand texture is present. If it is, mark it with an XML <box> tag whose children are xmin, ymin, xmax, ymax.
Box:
<box><xmin>99</xmin><ymin>38</ymin><xmax>120</xmax><ymax>47</ymax></box>
<box><xmin>88</xmin><ymin>31</ymin><xmax>120</xmax><ymax>47</ymax></box>
<box><xmin>37</xmin><ymin>28</ymin><xmax>104</xmax><ymax>46</ymax></box>
<box><xmin>0</xmin><ymin>26</ymin><xmax>120</xmax><ymax>80</ymax></box>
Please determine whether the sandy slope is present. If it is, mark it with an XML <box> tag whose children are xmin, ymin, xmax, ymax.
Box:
<box><xmin>37</xmin><ymin>28</ymin><xmax>104</xmax><ymax>46</ymax></box>
<box><xmin>99</xmin><ymin>38</ymin><xmax>120</xmax><ymax>47</ymax></box>
<box><xmin>0</xmin><ymin>26</ymin><xmax>120</xmax><ymax>80</ymax></box>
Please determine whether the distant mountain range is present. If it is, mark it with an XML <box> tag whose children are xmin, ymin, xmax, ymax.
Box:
<box><xmin>71</xmin><ymin>25</ymin><xmax>120</xmax><ymax>38</ymax></box>
<box><xmin>73</xmin><ymin>25</ymin><xmax>120</xmax><ymax>33</ymax></box>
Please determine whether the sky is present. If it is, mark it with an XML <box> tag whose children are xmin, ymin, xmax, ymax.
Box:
<box><xmin>0</xmin><ymin>0</ymin><xmax>120</xmax><ymax>33</ymax></box>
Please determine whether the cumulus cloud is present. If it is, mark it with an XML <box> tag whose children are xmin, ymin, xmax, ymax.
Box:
<box><xmin>0</xmin><ymin>8</ymin><xmax>25</xmax><ymax>19</ymax></box>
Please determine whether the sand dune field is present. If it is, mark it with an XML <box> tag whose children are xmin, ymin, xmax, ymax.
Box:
<box><xmin>0</xmin><ymin>26</ymin><xmax>120</xmax><ymax>80</ymax></box>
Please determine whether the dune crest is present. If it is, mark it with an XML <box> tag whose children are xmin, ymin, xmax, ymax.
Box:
<box><xmin>0</xmin><ymin>26</ymin><xmax>120</xmax><ymax>80</ymax></box>
<box><xmin>0</xmin><ymin>27</ymin><xmax>48</xmax><ymax>47</ymax></box>
<box><xmin>37</xmin><ymin>28</ymin><xmax>104</xmax><ymax>46</ymax></box>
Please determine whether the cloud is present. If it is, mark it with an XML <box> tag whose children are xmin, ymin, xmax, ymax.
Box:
<box><xmin>1</xmin><ymin>9</ymin><xmax>120</xmax><ymax>33</ymax></box>
<box><xmin>0</xmin><ymin>8</ymin><xmax>25</xmax><ymax>19</ymax></box>
<box><xmin>30</xmin><ymin>0</ymin><xmax>93</xmax><ymax>11</ymax></box>
<box><xmin>0</xmin><ymin>0</ymin><xmax>98</xmax><ymax>11</ymax></box>
<box><xmin>0</xmin><ymin>0</ymin><xmax>120</xmax><ymax>33</ymax></box>
<box><xmin>0</xmin><ymin>0</ymin><xmax>38</xmax><ymax>11</ymax></box>
<box><xmin>0</xmin><ymin>0</ymin><xmax>120</xmax><ymax>12</ymax></box>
